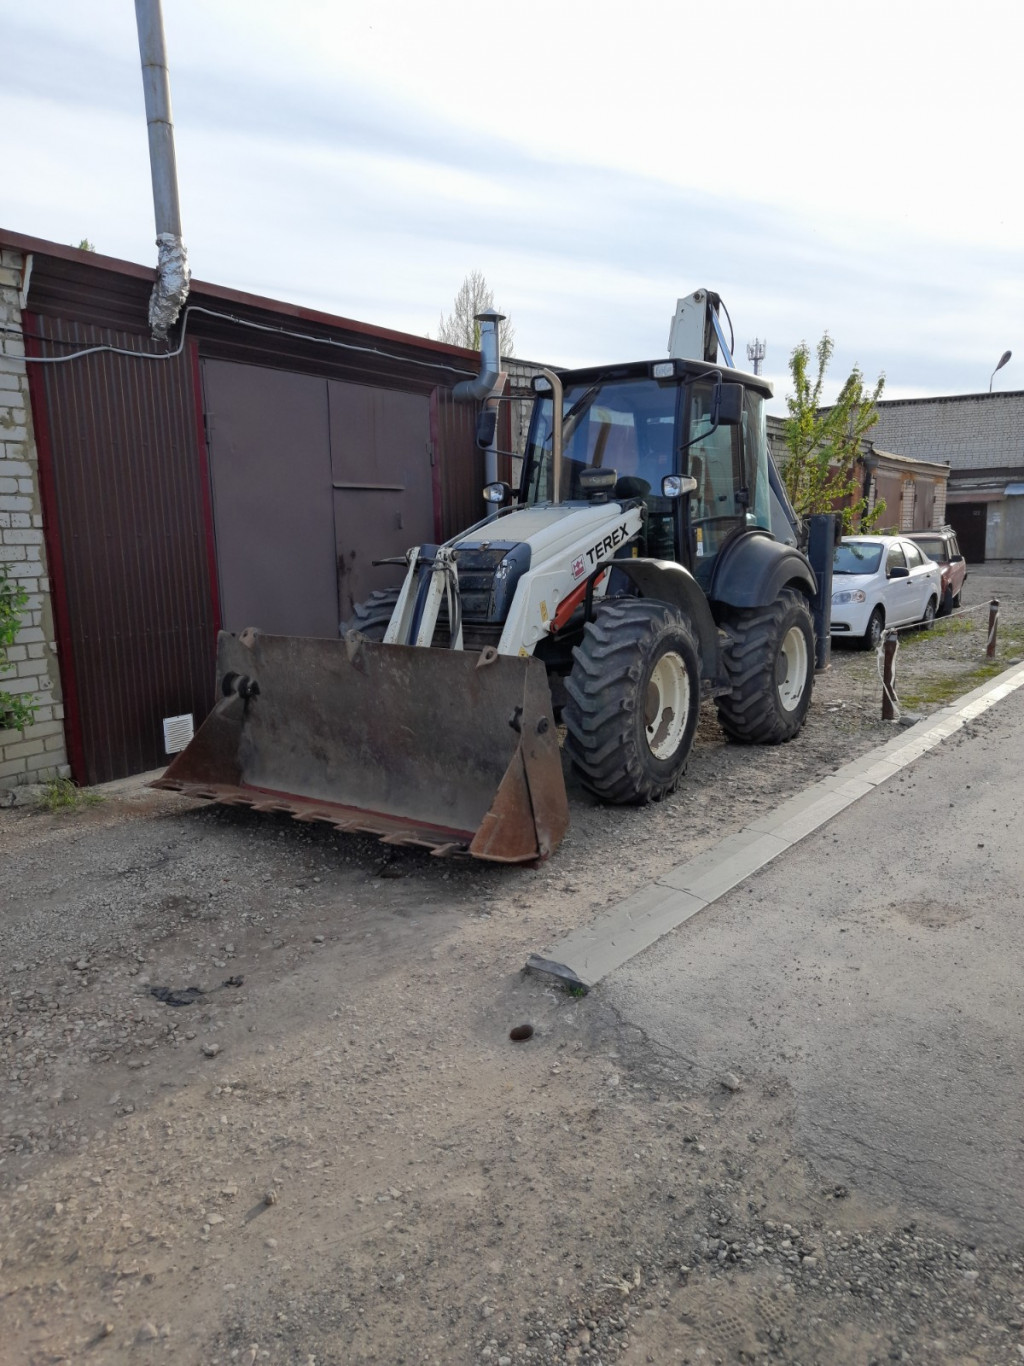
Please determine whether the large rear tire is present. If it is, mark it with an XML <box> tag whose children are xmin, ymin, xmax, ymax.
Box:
<box><xmin>715</xmin><ymin>588</ymin><xmax>815</xmax><ymax>744</ymax></box>
<box><xmin>340</xmin><ymin>589</ymin><xmax>400</xmax><ymax>641</ymax></box>
<box><xmin>563</xmin><ymin>598</ymin><xmax>702</xmax><ymax>805</ymax></box>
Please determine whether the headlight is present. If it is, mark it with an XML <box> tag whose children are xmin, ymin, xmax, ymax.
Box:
<box><xmin>832</xmin><ymin>589</ymin><xmax>866</xmax><ymax>605</ymax></box>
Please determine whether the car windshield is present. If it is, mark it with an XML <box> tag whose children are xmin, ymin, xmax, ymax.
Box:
<box><xmin>834</xmin><ymin>541</ymin><xmax>883</xmax><ymax>575</ymax></box>
<box><xmin>911</xmin><ymin>536</ymin><xmax>945</xmax><ymax>560</ymax></box>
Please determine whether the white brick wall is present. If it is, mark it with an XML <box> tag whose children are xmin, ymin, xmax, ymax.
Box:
<box><xmin>872</xmin><ymin>393</ymin><xmax>1024</xmax><ymax>473</ymax></box>
<box><xmin>0</xmin><ymin>248</ymin><xmax>69</xmax><ymax>788</ymax></box>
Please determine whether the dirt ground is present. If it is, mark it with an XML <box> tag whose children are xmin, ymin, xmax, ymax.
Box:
<box><xmin>3</xmin><ymin>567</ymin><xmax>1024</xmax><ymax>1366</ymax></box>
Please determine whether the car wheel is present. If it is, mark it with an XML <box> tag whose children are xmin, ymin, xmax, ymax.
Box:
<box><xmin>952</xmin><ymin>588</ymin><xmax>963</xmax><ymax>609</ymax></box>
<box><xmin>940</xmin><ymin>586</ymin><xmax>953</xmax><ymax>617</ymax></box>
<box><xmin>921</xmin><ymin>597</ymin><xmax>937</xmax><ymax>629</ymax></box>
<box><xmin>860</xmin><ymin>606</ymin><xmax>884</xmax><ymax>651</ymax></box>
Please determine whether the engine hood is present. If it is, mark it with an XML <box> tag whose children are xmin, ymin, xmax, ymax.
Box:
<box><xmin>451</xmin><ymin>501</ymin><xmax>633</xmax><ymax>564</ymax></box>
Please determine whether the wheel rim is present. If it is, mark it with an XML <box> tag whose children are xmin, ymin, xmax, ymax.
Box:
<box><xmin>644</xmin><ymin>651</ymin><xmax>691</xmax><ymax>759</ymax></box>
<box><xmin>775</xmin><ymin>625</ymin><xmax>809</xmax><ymax>713</ymax></box>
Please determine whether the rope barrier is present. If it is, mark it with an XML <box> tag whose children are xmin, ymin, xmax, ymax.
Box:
<box><xmin>875</xmin><ymin>598</ymin><xmax>1001</xmax><ymax>719</ymax></box>
<box><xmin>877</xmin><ymin>629</ymin><xmax>900</xmax><ymax>720</ymax></box>
<box><xmin>882</xmin><ymin>597</ymin><xmax>995</xmax><ymax>636</ymax></box>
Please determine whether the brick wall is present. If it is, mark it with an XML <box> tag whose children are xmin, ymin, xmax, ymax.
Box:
<box><xmin>872</xmin><ymin>393</ymin><xmax>1024</xmax><ymax>473</ymax></box>
<box><xmin>0</xmin><ymin>248</ymin><xmax>68</xmax><ymax>789</ymax></box>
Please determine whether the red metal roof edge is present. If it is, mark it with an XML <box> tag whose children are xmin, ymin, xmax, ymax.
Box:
<box><xmin>0</xmin><ymin>225</ymin><xmax>480</xmax><ymax>362</ymax></box>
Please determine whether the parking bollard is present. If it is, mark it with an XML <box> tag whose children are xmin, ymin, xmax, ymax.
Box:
<box><xmin>881</xmin><ymin>628</ymin><xmax>899</xmax><ymax>721</ymax></box>
<box><xmin>987</xmin><ymin>599</ymin><xmax>1000</xmax><ymax>659</ymax></box>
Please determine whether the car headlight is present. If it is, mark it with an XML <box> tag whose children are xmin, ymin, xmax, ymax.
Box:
<box><xmin>832</xmin><ymin>589</ymin><xmax>866</xmax><ymax>606</ymax></box>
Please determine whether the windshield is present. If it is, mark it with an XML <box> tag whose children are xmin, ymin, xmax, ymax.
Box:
<box><xmin>911</xmin><ymin>536</ymin><xmax>945</xmax><ymax>560</ymax></box>
<box><xmin>523</xmin><ymin>377</ymin><xmax>678</xmax><ymax>503</ymax></box>
<box><xmin>834</xmin><ymin>541</ymin><xmax>883</xmax><ymax>575</ymax></box>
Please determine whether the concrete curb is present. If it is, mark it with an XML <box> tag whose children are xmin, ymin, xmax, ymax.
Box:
<box><xmin>527</xmin><ymin>657</ymin><xmax>1024</xmax><ymax>991</ymax></box>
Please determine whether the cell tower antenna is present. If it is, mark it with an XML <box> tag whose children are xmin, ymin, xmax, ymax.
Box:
<box><xmin>746</xmin><ymin>338</ymin><xmax>766</xmax><ymax>376</ymax></box>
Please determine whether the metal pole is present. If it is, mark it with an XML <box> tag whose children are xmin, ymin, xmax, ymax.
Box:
<box><xmin>987</xmin><ymin>599</ymin><xmax>1000</xmax><ymax>658</ymax></box>
<box><xmin>539</xmin><ymin>368</ymin><xmax>564</xmax><ymax>505</ymax></box>
<box><xmin>135</xmin><ymin>0</ymin><xmax>182</xmax><ymax>239</ymax></box>
<box><xmin>881</xmin><ymin>629</ymin><xmax>898</xmax><ymax>721</ymax></box>
<box><xmin>134</xmin><ymin>0</ymin><xmax>190</xmax><ymax>338</ymax></box>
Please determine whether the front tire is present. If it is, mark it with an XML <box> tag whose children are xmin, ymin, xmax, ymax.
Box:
<box><xmin>860</xmin><ymin>606</ymin><xmax>885</xmax><ymax>652</ymax></box>
<box><xmin>920</xmin><ymin>596</ymin><xmax>937</xmax><ymax>629</ymax></box>
<box><xmin>340</xmin><ymin>588</ymin><xmax>400</xmax><ymax>641</ymax></box>
<box><xmin>563</xmin><ymin>598</ymin><xmax>702</xmax><ymax>804</ymax></box>
<box><xmin>715</xmin><ymin>588</ymin><xmax>815</xmax><ymax>743</ymax></box>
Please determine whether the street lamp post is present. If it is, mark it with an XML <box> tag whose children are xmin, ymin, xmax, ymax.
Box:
<box><xmin>989</xmin><ymin>350</ymin><xmax>1012</xmax><ymax>392</ymax></box>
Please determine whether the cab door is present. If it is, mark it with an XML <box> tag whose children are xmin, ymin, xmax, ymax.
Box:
<box><xmin>685</xmin><ymin>383</ymin><xmax>746</xmax><ymax>589</ymax></box>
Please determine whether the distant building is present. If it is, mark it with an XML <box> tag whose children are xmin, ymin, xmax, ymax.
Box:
<box><xmin>869</xmin><ymin>393</ymin><xmax>1024</xmax><ymax>562</ymax></box>
<box><xmin>766</xmin><ymin>416</ymin><xmax>949</xmax><ymax>536</ymax></box>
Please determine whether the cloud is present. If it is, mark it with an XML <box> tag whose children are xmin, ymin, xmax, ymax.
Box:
<box><xmin>3</xmin><ymin>0</ymin><xmax>1021</xmax><ymax>408</ymax></box>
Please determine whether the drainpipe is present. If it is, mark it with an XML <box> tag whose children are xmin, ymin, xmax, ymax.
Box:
<box><xmin>453</xmin><ymin>308</ymin><xmax>505</xmax><ymax>487</ymax></box>
<box><xmin>135</xmin><ymin>0</ymin><xmax>190</xmax><ymax>339</ymax></box>
<box><xmin>862</xmin><ymin>446</ymin><xmax>879</xmax><ymax>526</ymax></box>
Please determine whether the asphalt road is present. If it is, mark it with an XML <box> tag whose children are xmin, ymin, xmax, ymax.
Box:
<box><xmin>605</xmin><ymin>684</ymin><xmax>1024</xmax><ymax>1245</ymax></box>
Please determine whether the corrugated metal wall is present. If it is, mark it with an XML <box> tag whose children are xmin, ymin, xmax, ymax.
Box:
<box><xmin>16</xmin><ymin>241</ymin><xmax>509</xmax><ymax>784</ymax></box>
<box><xmin>28</xmin><ymin>316</ymin><xmax>216</xmax><ymax>784</ymax></box>
<box><xmin>430</xmin><ymin>387</ymin><xmax>515</xmax><ymax>534</ymax></box>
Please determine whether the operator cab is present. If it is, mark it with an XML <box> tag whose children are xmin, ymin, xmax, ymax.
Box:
<box><xmin>521</xmin><ymin>360</ymin><xmax>774</xmax><ymax>589</ymax></box>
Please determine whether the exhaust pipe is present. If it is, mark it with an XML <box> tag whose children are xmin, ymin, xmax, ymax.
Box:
<box><xmin>453</xmin><ymin>307</ymin><xmax>504</xmax><ymax>401</ymax></box>
<box><xmin>454</xmin><ymin>307</ymin><xmax>506</xmax><ymax>489</ymax></box>
<box><xmin>135</xmin><ymin>0</ymin><xmax>190</xmax><ymax>339</ymax></box>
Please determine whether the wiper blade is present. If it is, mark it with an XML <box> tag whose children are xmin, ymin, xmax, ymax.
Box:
<box><xmin>554</xmin><ymin>384</ymin><xmax>601</xmax><ymax>448</ymax></box>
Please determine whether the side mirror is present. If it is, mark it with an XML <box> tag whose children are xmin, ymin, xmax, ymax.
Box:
<box><xmin>712</xmin><ymin>382</ymin><xmax>744</xmax><ymax>427</ymax></box>
<box><xmin>889</xmin><ymin>565</ymin><xmax>910</xmax><ymax>579</ymax></box>
<box><xmin>475</xmin><ymin>410</ymin><xmax>497</xmax><ymax>450</ymax></box>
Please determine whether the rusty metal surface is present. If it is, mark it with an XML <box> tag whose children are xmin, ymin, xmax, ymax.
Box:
<box><xmin>154</xmin><ymin>630</ymin><xmax>569</xmax><ymax>863</ymax></box>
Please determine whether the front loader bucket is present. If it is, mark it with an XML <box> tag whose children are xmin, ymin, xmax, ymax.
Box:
<box><xmin>152</xmin><ymin>629</ymin><xmax>569</xmax><ymax>863</ymax></box>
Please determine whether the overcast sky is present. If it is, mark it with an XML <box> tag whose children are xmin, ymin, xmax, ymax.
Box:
<box><xmin>3</xmin><ymin>0</ymin><xmax>1021</xmax><ymax>410</ymax></box>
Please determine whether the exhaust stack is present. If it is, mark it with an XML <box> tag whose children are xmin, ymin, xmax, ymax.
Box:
<box><xmin>135</xmin><ymin>0</ymin><xmax>190</xmax><ymax>339</ymax></box>
<box><xmin>453</xmin><ymin>307</ymin><xmax>506</xmax><ymax>488</ymax></box>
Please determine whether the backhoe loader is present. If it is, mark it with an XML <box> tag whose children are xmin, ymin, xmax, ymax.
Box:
<box><xmin>156</xmin><ymin>291</ymin><xmax>830</xmax><ymax>863</ymax></box>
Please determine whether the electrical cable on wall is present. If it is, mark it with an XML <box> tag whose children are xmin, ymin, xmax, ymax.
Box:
<box><xmin>0</xmin><ymin>305</ymin><xmax>478</xmax><ymax>379</ymax></box>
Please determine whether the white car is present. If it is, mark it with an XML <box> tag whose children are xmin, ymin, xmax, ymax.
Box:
<box><xmin>831</xmin><ymin>535</ymin><xmax>943</xmax><ymax>649</ymax></box>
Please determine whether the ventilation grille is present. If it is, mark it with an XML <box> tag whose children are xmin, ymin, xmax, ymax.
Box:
<box><xmin>162</xmin><ymin>713</ymin><xmax>194</xmax><ymax>754</ymax></box>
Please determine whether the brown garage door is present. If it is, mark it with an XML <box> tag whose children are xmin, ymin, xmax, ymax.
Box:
<box><xmin>329</xmin><ymin>382</ymin><xmax>434</xmax><ymax>622</ymax></box>
<box><xmin>202</xmin><ymin>360</ymin><xmax>437</xmax><ymax>636</ymax></box>
<box><xmin>948</xmin><ymin>504</ymin><xmax>987</xmax><ymax>563</ymax></box>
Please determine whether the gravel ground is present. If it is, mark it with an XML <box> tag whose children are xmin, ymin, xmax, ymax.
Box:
<box><xmin>2</xmin><ymin>564</ymin><xmax>1023</xmax><ymax>1365</ymax></box>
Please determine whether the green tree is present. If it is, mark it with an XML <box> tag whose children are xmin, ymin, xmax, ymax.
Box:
<box><xmin>0</xmin><ymin>568</ymin><xmax>37</xmax><ymax>731</ymax></box>
<box><xmin>435</xmin><ymin>270</ymin><xmax>515</xmax><ymax>356</ymax></box>
<box><xmin>781</xmin><ymin>332</ymin><xmax>885</xmax><ymax>532</ymax></box>
<box><xmin>76</xmin><ymin>239</ymin><xmax>96</xmax><ymax>252</ymax></box>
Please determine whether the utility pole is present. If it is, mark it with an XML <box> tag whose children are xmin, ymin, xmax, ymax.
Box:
<box><xmin>746</xmin><ymin>338</ymin><xmax>766</xmax><ymax>376</ymax></box>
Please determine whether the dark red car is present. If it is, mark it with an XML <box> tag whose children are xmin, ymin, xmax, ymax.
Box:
<box><xmin>905</xmin><ymin>527</ymin><xmax>967</xmax><ymax>616</ymax></box>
